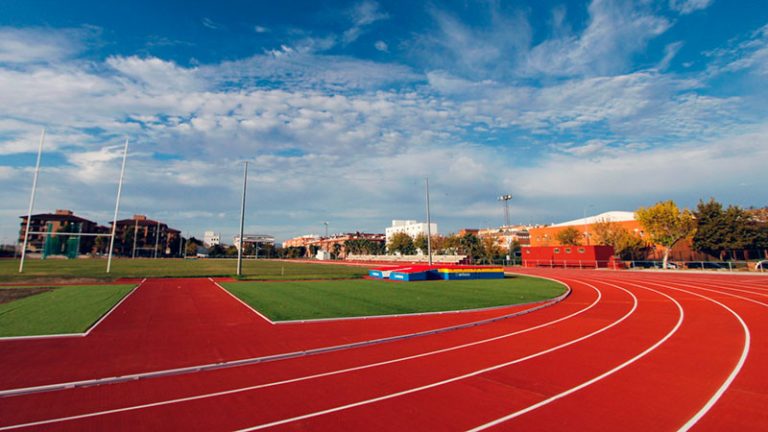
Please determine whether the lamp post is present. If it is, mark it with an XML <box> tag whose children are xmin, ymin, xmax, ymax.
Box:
<box><xmin>425</xmin><ymin>177</ymin><xmax>433</xmax><ymax>266</ymax></box>
<box><xmin>323</xmin><ymin>221</ymin><xmax>329</xmax><ymax>238</ymax></box>
<box><xmin>498</xmin><ymin>194</ymin><xmax>512</xmax><ymax>228</ymax></box>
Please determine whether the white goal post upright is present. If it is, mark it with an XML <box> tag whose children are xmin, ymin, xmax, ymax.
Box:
<box><xmin>106</xmin><ymin>138</ymin><xmax>129</xmax><ymax>274</ymax></box>
<box><xmin>18</xmin><ymin>129</ymin><xmax>46</xmax><ymax>273</ymax></box>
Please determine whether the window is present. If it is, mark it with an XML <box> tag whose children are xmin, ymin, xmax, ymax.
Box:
<box><xmin>554</xmin><ymin>248</ymin><xmax>560</xmax><ymax>254</ymax></box>
<box><xmin>565</xmin><ymin>248</ymin><xmax>572</xmax><ymax>254</ymax></box>
<box><xmin>578</xmin><ymin>247</ymin><xmax>585</xmax><ymax>254</ymax></box>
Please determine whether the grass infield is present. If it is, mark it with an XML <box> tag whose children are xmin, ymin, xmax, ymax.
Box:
<box><xmin>223</xmin><ymin>276</ymin><xmax>566</xmax><ymax>321</ymax></box>
<box><xmin>0</xmin><ymin>284</ymin><xmax>134</xmax><ymax>337</ymax></box>
<box><xmin>0</xmin><ymin>258</ymin><xmax>367</xmax><ymax>282</ymax></box>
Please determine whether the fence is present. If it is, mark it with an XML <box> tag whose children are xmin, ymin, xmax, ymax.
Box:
<box><xmin>520</xmin><ymin>259</ymin><xmax>766</xmax><ymax>272</ymax></box>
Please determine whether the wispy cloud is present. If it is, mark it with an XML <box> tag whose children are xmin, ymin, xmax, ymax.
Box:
<box><xmin>524</xmin><ymin>0</ymin><xmax>670</xmax><ymax>77</ymax></box>
<box><xmin>0</xmin><ymin>27</ymin><xmax>93</xmax><ymax>64</ymax></box>
<box><xmin>201</xmin><ymin>17</ymin><xmax>222</xmax><ymax>30</ymax></box>
<box><xmin>343</xmin><ymin>0</ymin><xmax>390</xmax><ymax>44</ymax></box>
<box><xmin>669</xmin><ymin>0</ymin><xmax>714</xmax><ymax>15</ymax></box>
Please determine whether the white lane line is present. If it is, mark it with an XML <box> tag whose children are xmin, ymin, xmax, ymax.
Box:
<box><xmin>467</xmin><ymin>279</ymin><xmax>684</xmax><ymax>431</ymax></box>
<box><xmin>0</xmin><ymin>280</ymin><xmax>591</xmax><ymax>430</ymax></box>
<box><xmin>208</xmin><ymin>278</ymin><xmax>275</xmax><ymax>324</ymax></box>
<box><xmin>0</xmin><ymin>279</ymin><xmax>145</xmax><ymax>341</ymax></box>
<box><xmin>602</xmin><ymin>275</ymin><xmax>754</xmax><ymax>430</ymax></box>
<box><xmin>233</xmin><ymin>280</ymin><xmax>637</xmax><ymax>432</ymax></box>
<box><xmin>0</xmin><ymin>281</ymin><xmax>571</xmax><ymax>398</ymax></box>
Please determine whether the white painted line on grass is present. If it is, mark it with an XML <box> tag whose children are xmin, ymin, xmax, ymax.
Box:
<box><xmin>209</xmin><ymin>278</ymin><xmax>275</xmax><ymax>324</ymax></box>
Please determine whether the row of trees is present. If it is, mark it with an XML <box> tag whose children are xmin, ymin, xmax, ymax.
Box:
<box><xmin>555</xmin><ymin>199</ymin><xmax>768</xmax><ymax>267</ymax></box>
<box><xmin>387</xmin><ymin>231</ymin><xmax>519</xmax><ymax>263</ymax></box>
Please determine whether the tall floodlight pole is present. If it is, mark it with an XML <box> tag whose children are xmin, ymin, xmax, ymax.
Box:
<box><xmin>425</xmin><ymin>177</ymin><xmax>433</xmax><ymax>266</ymax></box>
<box><xmin>498</xmin><ymin>194</ymin><xmax>512</xmax><ymax>227</ymax></box>
<box><xmin>323</xmin><ymin>222</ymin><xmax>329</xmax><ymax>238</ymax></box>
<box><xmin>153</xmin><ymin>219</ymin><xmax>161</xmax><ymax>258</ymax></box>
<box><xmin>131</xmin><ymin>219</ymin><xmax>139</xmax><ymax>258</ymax></box>
<box><xmin>19</xmin><ymin>129</ymin><xmax>46</xmax><ymax>273</ymax></box>
<box><xmin>237</xmin><ymin>161</ymin><xmax>249</xmax><ymax>276</ymax></box>
<box><xmin>106</xmin><ymin>139</ymin><xmax>129</xmax><ymax>274</ymax></box>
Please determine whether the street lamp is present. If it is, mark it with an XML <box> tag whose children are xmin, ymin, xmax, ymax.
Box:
<box><xmin>498</xmin><ymin>194</ymin><xmax>512</xmax><ymax>228</ymax></box>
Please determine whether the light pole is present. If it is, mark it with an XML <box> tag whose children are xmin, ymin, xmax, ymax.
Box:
<box><xmin>498</xmin><ymin>194</ymin><xmax>512</xmax><ymax>228</ymax></box>
<box><xmin>236</xmin><ymin>161</ymin><xmax>249</xmax><ymax>277</ymax></box>
<box><xmin>583</xmin><ymin>204</ymin><xmax>594</xmax><ymax>246</ymax></box>
<box><xmin>425</xmin><ymin>177</ymin><xmax>433</xmax><ymax>266</ymax></box>
<box><xmin>323</xmin><ymin>221</ymin><xmax>329</xmax><ymax>238</ymax></box>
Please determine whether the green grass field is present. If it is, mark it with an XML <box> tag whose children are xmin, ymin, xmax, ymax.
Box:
<box><xmin>0</xmin><ymin>258</ymin><xmax>367</xmax><ymax>282</ymax></box>
<box><xmin>0</xmin><ymin>284</ymin><xmax>134</xmax><ymax>337</ymax></box>
<box><xmin>223</xmin><ymin>276</ymin><xmax>566</xmax><ymax>321</ymax></box>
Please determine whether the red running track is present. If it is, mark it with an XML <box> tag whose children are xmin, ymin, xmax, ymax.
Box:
<box><xmin>0</xmin><ymin>270</ymin><xmax>766</xmax><ymax>431</ymax></box>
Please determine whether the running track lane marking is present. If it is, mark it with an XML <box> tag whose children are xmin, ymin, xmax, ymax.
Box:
<box><xmin>0</xmin><ymin>278</ymin><xmax>146</xmax><ymax>341</ymax></box>
<box><xmin>231</xmin><ymin>280</ymin><xmax>636</xmax><ymax>431</ymax></box>
<box><xmin>0</xmin><ymin>280</ymin><xmax>571</xmax><ymax>398</ymax></box>
<box><xmin>467</xmin><ymin>278</ymin><xmax>685</xmax><ymax>431</ymax></box>
<box><xmin>0</xmin><ymin>281</ymin><xmax>597</xmax><ymax>430</ymax></box>
<box><xmin>635</xmin><ymin>280</ymin><xmax>751</xmax><ymax>432</ymax></box>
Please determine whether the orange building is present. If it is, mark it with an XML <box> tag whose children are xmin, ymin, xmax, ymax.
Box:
<box><xmin>478</xmin><ymin>225</ymin><xmax>531</xmax><ymax>250</ymax></box>
<box><xmin>528</xmin><ymin>211</ymin><xmax>703</xmax><ymax>261</ymax></box>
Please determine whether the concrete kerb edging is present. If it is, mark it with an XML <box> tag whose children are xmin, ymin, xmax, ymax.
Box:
<box><xmin>0</xmin><ymin>279</ymin><xmax>146</xmax><ymax>342</ymax></box>
<box><xmin>0</xmin><ymin>276</ymin><xmax>571</xmax><ymax>398</ymax></box>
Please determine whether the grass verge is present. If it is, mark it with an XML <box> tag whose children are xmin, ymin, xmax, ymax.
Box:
<box><xmin>0</xmin><ymin>258</ymin><xmax>367</xmax><ymax>282</ymax></box>
<box><xmin>223</xmin><ymin>276</ymin><xmax>566</xmax><ymax>321</ymax></box>
<box><xmin>0</xmin><ymin>284</ymin><xmax>134</xmax><ymax>337</ymax></box>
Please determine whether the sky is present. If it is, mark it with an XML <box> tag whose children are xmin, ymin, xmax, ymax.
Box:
<box><xmin>1</xmin><ymin>0</ymin><xmax>767</xmax><ymax>245</ymax></box>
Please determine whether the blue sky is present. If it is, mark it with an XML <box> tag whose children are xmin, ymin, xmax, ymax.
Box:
<box><xmin>1</xmin><ymin>0</ymin><xmax>767</xmax><ymax>244</ymax></box>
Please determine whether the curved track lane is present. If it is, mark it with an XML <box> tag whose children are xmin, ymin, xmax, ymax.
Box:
<box><xmin>0</xmin><ymin>270</ymin><xmax>766</xmax><ymax>431</ymax></box>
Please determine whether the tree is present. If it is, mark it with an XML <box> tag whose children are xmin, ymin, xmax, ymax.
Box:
<box><xmin>208</xmin><ymin>244</ymin><xmax>226</xmax><ymax>257</ymax></box>
<box><xmin>457</xmin><ymin>233</ymin><xmax>482</xmax><ymax>262</ymax></box>
<box><xmin>693</xmin><ymin>198</ymin><xmax>729</xmax><ymax>259</ymax></box>
<box><xmin>592</xmin><ymin>220</ymin><xmax>647</xmax><ymax>260</ymax></box>
<box><xmin>185</xmin><ymin>240</ymin><xmax>199</xmax><ymax>257</ymax></box>
<box><xmin>480</xmin><ymin>236</ymin><xmax>503</xmax><ymax>263</ymax></box>
<box><xmin>413</xmin><ymin>233</ymin><xmax>429</xmax><ymax>255</ymax></box>
<box><xmin>556</xmin><ymin>227</ymin><xmax>583</xmax><ymax>246</ymax></box>
<box><xmin>636</xmin><ymin>200</ymin><xmax>696</xmax><ymax>268</ymax></box>
<box><xmin>388</xmin><ymin>232</ymin><xmax>416</xmax><ymax>255</ymax></box>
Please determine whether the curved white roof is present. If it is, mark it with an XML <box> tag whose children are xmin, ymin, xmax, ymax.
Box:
<box><xmin>552</xmin><ymin>211</ymin><xmax>636</xmax><ymax>227</ymax></box>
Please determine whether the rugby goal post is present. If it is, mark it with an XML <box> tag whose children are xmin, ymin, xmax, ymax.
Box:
<box><xmin>18</xmin><ymin>131</ymin><xmax>129</xmax><ymax>273</ymax></box>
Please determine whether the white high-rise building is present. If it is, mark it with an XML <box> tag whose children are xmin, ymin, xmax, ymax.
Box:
<box><xmin>203</xmin><ymin>231</ymin><xmax>220</xmax><ymax>247</ymax></box>
<box><xmin>385</xmin><ymin>220</ymin><xmax>438</xmax><ymax>246</ymax></box>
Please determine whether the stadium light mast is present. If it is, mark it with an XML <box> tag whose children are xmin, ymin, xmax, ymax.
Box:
<box><xmin>425</xmin><ymin>177</ymin><xmax>433</xmax><ymax>266</ymax></box>
<box><xmin>19</xmin><ymin>129</ymin><xmax>46</xmax><ymax>273</ymax></box>
<box><xmin>323</xmin><ymin>221</ymin><xmax>329</xmax><ymax>238</ymax></box>
<box><xmin>236</xmin><ymin>161</ymin><xmax>249</xmax><ymax>276</ymax></box>
<box><xmin>498</xmin><ymin>194</ymin><xmax>512</xmax><ymax>227</ymax></box>
<box><xmin>107</xmin><ymin>138</ymin><xmax>129</xmax><ymax>274</ymax></box>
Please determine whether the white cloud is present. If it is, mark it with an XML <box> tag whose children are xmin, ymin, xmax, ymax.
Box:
<box><xmin>374</xmin><ymin>40</ymin><xmax>389</xmax><ymax>52</ymax></box>
<box><xmin>201</xmin><ymin>18</ymin><xmax>222</xmax><ymax>30</ymax></box>
<box><xmin>254</xmin><ymin>25</ymin><xmax>270</xmax><ymax>33</ymax></box>
<box><xmin>669</xmin><ymin>0</ymin><xmax>714</xmax><ymax>15</ymax></box>
<box><xmin>0</xmin><ymin>27</ymin><xmax>92</xmax><ymax>64</ymax></box>
<box><xmin>525</xmin><ymin>0</ymin><xmax>670</xmax><ymax>77</ymax></box>
<box><xmin>343</xmin><ymin>0</ymin><xmax>390</xmax><ymax>44</ymax></box>
<box><xmin>106</xmin><ymin>56</ymin><xmax>204</xmax><ymax>92</ymax></box>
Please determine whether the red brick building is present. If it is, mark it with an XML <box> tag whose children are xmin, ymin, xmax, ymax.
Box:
<box><xmin>18</xmin><ymin>209</ymin><xmax>106</xmax><ymax>256</ymax></box>
<box><xmin>111</xmin><ymin>215</ymin><xmax>182</xmax><ymax>257</ymax></box>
